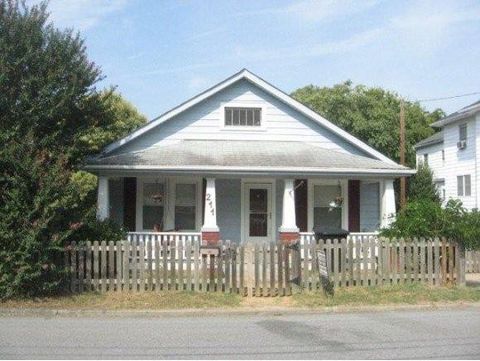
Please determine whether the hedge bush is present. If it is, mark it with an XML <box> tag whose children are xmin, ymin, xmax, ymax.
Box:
<box><xmin>381</xmin><ymin>199</ymin><xmax>480</xmax><ymax>250</ymax></box>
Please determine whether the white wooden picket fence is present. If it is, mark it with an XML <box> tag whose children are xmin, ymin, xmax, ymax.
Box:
<box><xmin>466</xmin><ymin>250</ymin><xmax>480</xmax><ymax>273</ymax></box>
<box><xmin>65</xmin><ymin>236</ymin><xmax>466</xmax><ymax>296</ymax></box>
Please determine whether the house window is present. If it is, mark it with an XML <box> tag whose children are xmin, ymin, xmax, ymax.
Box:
<box><xmin>142</xmin><ymin>182</ymin><xmax>164</xmax><ymax>230</ymax></box>
<box><xmin>175</xmin><ymin>183</ymin><xmax>197</xmax><ymax>230</ymax></box>
<box><xmin>224</xmin><ymin>107</ymin><xmax>261</xmax><ymax>127</ymax></box>
<box><xmin>313</xmin><ymin>185</ymin><xmax>342</xmax><ymax>229</ymax></box>
<box><xmin>459</xmin><ymin>124</ymin><xmax>467</xmax><ymax>142</ymax></box>
<box><xmin>435</xmin><ymin>181</ymin><xmax>445</xmax><ymax>201</ymax></box>
<box><xmin>457</xmin><ymin>175</ymin><xmax>471</xmax><ymax>197</ymax></box>
<box><xmin>441</xmin><ymin>150</ymin><xmax>445</xmax><ymax>164</ymax></box>
<box><xmin>423</xmin><ymin>153</ymin><xmax>428</xmax><ymax>165</ymax></box>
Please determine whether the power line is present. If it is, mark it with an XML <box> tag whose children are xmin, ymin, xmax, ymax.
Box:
<box><xmin>417</xmin><ymin>91</ymin><xmax>480</xmax><ymax>103</ymax></box>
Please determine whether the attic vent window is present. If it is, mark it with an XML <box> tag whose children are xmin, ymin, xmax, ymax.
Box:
<box><xmin>224</xmin><ymin>107</ymin><xmax>261</xmax><ymax>127</ymax></box>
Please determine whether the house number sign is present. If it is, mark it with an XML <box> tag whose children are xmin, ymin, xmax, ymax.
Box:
<box><xmin>206</xmin><ymin>193</ymin><xmax>215</xmax><ymax>216</ymax></box>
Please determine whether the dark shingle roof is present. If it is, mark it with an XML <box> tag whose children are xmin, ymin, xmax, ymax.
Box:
<box><xmin>85</xmin><ymin>140</ymin><xmax>414</xmax><ymax>176</ymax></box>
<box><xmin>431</xmin><ymin>100</ymin><xmax>480</xmax><ymax>128</ymax></box>
<box><xmin>414</xmin><ymin>131</ymin><xmax>444</xmax><ymax>149</ymax></box>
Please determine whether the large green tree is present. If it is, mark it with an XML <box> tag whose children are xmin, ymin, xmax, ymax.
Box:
<box><xmin>291</xmin><ymin>81</ymin><xmax>444</xmax><ymax>167</ymax></box>
<box><xmin>0</xmin><ymin>0</ymin><xmax>145</xmax><ymax>298</ymax></box>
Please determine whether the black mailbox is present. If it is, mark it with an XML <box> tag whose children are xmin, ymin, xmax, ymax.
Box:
<box><xmin>313</xmin><ymin>226</ymin><xmax>349</xmax><ymax>241</ymax></box>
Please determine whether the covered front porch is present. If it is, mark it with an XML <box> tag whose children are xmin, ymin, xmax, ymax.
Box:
<box><xmin>96</xmin><ymin>174</ymin><xmax>397</xmax><ymax>244</ymax></box>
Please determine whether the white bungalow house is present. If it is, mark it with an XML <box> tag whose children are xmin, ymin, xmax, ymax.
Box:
<box><xmin>414</xmin><ymin>100</ymin><xmax>480</xmax><ymax>210</ymax></box>
<box><xmin>85</xmin><ymin>69</ymin><xmax>414</xmax><ymax>245</ymax></box>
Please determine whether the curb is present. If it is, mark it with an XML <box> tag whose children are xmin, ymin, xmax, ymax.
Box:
<box><xmin>1</xmin><ymin>302</ymin><xmax>480</xmax><ymax>318</ymax></box>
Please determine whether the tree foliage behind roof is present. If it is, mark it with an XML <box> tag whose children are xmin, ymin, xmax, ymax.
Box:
<box><xmin>291</xmin><ymin>81</ymin><xmax>445</xmax><ymax>167</ymax></box>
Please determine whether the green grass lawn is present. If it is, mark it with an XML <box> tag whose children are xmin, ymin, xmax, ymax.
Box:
<box><xmin>293</xmin><ymin>283</ymin><xmax>480</xmax><ymax>308</ymax></box>
<box><xmin>0</xmin><ymin>291</ymin><xmax>242</xmax><ymax>310</ymax></box>
<box><xmin>1</xmin><ymin>284</ymin><xmax>479</xmax><ymax>311</ymax></box>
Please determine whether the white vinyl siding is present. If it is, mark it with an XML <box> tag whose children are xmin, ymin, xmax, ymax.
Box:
<box><xmin>360</xmin><ymin>182</ymin><xmax>380</xmax><ymax>232</ymax></box>
<box><xmin>111</xmin><ymin>79</ymin><xmax>370</xmax><ymax>157</ymax></box>
<box><xmin>416</xmin><ymin>115</ymin><xmax>478</xmax><ymax>210</ymax></box>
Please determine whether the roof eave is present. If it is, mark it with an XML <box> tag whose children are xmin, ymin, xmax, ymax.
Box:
<box><xmin>414</xmin><ymin>140</ymin><xmax>443</xmax><ymax>150</ymax></box>
<box><xmin>83</xmin><ymin>164</ymin><xmax>415</xmax><ymax>177</ymax></box>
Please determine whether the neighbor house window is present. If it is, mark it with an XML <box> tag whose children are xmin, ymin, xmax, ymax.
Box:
<box><xmin>423</xmin><ymin>153</ymin><xmax>428</xmax><ymax>165</ymax></box>
<box><xmin>459</xmin><ymin>124</ymin><xmax>467</xmax><ymax>142</ymax></box>
<box><xmin>441</xmin><ymin>150</ymin><xmax>445</xmax><ymax>164</ymax></box>
<box><xmin>143</xmin><ymin>182</ymin><xmax>164</xmax><ymax>230</ymax></box>
<box><xmin>457</xmin><ymin>175</ymin><xmax>471</xmax><ymax>196</ymax></box>
<box><xmin>313</xmin><ymin>185</ymin><xmax>342</xmax><ymax>229</ymax></box>
<box><xmin>175</xmin><ymin>183</ymin><xmax>197</xmax><ymax>230</ymax></box>
<box><xmin>224</xmin><ymin>107</ymin><xmax>261</xmax><ymax>126</ymax></box>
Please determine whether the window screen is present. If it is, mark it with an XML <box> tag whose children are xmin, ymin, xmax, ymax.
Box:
<box><xmin>175</xmin><ymin>183</ymin><xmax>197</xmax><ymax>230</ymax></box>
<box><xmin>459</xmin><ymin>124</ymin><xmax>467</xmax><ymax>141</ymax></box>
<box><xmin>313</xmin><ymin>185</ymin><xmax>342</xmax><ymax>229</ymax></box>
<box><xmin>143</xmin><ymin>182</ymin><xmax>164</xmax><ymax>230</ymax></box>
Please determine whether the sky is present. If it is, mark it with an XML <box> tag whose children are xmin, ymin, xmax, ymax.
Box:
<box><xmin>32</xmin><ymin>0</ymin><xmax>480</xmax><ymax>120</ymax></box>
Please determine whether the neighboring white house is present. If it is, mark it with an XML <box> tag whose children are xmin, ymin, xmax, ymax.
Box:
<box><xmin>414</xmin><ymin>100</ymin><xmax>480</xmax><ymax>210</ymax></box>
<box><xmin>85</xmin><ymin>69</ymin><xmax>414</xmax><ymax>245</ymax></box>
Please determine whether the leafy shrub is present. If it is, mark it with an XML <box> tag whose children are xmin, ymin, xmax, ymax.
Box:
<box><xmin>381</xmin><ymin>199</ymin><xmax>480</xmax><ymax>250</ymax></box>
<box><xmin>408</xmin><ymin>162</ymin><xmax>441</xmax><ymax>204</ymax></box>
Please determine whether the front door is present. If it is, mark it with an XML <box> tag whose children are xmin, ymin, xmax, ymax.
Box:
<box><xmin>244</xmin><ymin>183</ymin><xmax>272</xmax><ymax>243</ymax></box>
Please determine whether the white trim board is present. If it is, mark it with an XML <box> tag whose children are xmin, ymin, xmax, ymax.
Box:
<box><xmin>240</xmin><ymin>178</ymin><xmax>276</xmax><ymax>244</ymax></box>
<box><xmin>100</xmin><ymin>69</ymin><xmax>399</xmax><ymax>165</ymax></box>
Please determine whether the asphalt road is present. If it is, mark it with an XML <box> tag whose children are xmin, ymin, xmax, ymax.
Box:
<box><xmin>0</xmin><ymin>308</ymin><xmax>479</xmax><ymax>359</ymax></box>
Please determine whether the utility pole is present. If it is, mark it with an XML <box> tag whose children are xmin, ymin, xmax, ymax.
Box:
<box><xmin>399</xmin><ymin>100</ymin><xmax>406</xmax><ymax>209</ymax></box>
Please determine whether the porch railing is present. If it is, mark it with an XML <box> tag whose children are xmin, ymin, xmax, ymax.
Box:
<box><xmin>127</xmin><ymin>232</ymin><xmax>201</xmax><ymax>244</ymax></box>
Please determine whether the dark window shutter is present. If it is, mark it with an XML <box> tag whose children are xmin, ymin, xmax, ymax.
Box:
<box><xmin>348</xmin><ymin>180</ymin><xmax>360</xmax><ymax>232</ymax></box>
<box><xmin>123</xmin><ymin>177</ymin><xmax>137</xmax><ymax>232</ymax></box>
<box><xmin>294</xmin><ymin>179</ymin><xmax>308</xmax><ymax>232</ymax></box>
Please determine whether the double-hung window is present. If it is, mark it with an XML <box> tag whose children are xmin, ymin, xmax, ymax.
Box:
<box><xmin>313</xmin><ymin>184</ymin><xmax>343</xmax><ymax>229</ymax></box>
<box><xmin>224</xmin><ymin>107</ymin><xmax>261</xmax><ymax>127</ymax></box>
<box><xmin>142</xmin><ymin>182</ymin><xmax>165</xmax><ymax>230</ymax></box>
<box><xmin>174</xmin><ymin>183</ymin><xmax>197</xmax><ymax>230</ymax></box>
<box><xmin>457</xmin><ymin>175</ymin><xmax>471</xmax><ymax>197</ymax></box>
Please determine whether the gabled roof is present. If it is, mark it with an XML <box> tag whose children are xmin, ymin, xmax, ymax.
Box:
<box><xmin>101</xmin><ymin>69</ymin><xmax>398</xmax><ymax>165</ymax></box>
<box><xmin>86</xmin><ymin>140</ymin><xmax>414</xmax><ymax>176</ymax></box>
<box><xmin>414</xmin><ymin>131</ymin><xmax>444</xmax><ymax>150</ymax></box>
<box><xmin>431</xmin><ymin>100</ymin><xmax>480</xmax><ymax>128</ymax></box>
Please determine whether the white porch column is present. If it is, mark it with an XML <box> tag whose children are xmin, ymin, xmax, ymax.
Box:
<box><xmin>279</xmin><ymin>179</ymin><xmax>299</xmax><ymax>244</ymax></box>
<box><xmin>201</xmin><ymin>177</ymin><xmax>220</xmax><ymax>245</ymax></box>
<box><xmin>97</xmin><ymin>176</ymin><xmax>110</xmax><ymax>221</ymax></box>
<box><xmin>381</xmin><ymin>179</ymin><xmax>396</xmax><ymax>228</ymax></box>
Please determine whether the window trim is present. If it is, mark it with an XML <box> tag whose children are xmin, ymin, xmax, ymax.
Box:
<box><xmin>136</xmin><ymin>177</ymin><xmax>166</xmax><ymax>231</ymax></box>
<box><xmin>307</xmin><ymin>179</ymin><xmax>349</xmax><ymax>232</ymax></box>
<box><xmin>459</xmin><ymin>123</ymin><xmax>467</xmax><ymax>142</ymax></box>
<box><xmin>220</xmin><ymin>102</ymin><xmax>267</xmax><ymax>131</ymax></box>
<box><xmin>136</xmin><ymin>176</ymin><xmax>202</xmax><ymax>232</ymax></box>
<box><xmin>173</xmin><ymin>178</ymin><xmax>202</xmax><ymax>232</ymax></box>
<box><xmin>457</xmin><ymin>175</ymin><xmax>472</xmax><ymax>197</ymax></box>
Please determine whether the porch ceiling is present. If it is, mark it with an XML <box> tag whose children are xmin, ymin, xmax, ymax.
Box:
<box><xmin>85</xmin><ymin>140</ymin><xmax>414</xmax><ymax>176</ymax></box>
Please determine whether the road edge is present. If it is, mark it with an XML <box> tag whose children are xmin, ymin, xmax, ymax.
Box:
<box><xmin>1</xmin><ymin>302</ymin><xmax>480</xmax><ymax>318</ymax></box>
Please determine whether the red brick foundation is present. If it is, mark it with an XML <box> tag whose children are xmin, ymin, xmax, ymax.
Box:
<box><xmin>279</xmin><ymin>232</ymin><xmax>300</xmax><ymax>245</ymax></box>
<box><xmin>201</xmin><ymin>231</ymin><xmax>220</xmax><ymax>246</ymax></box>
